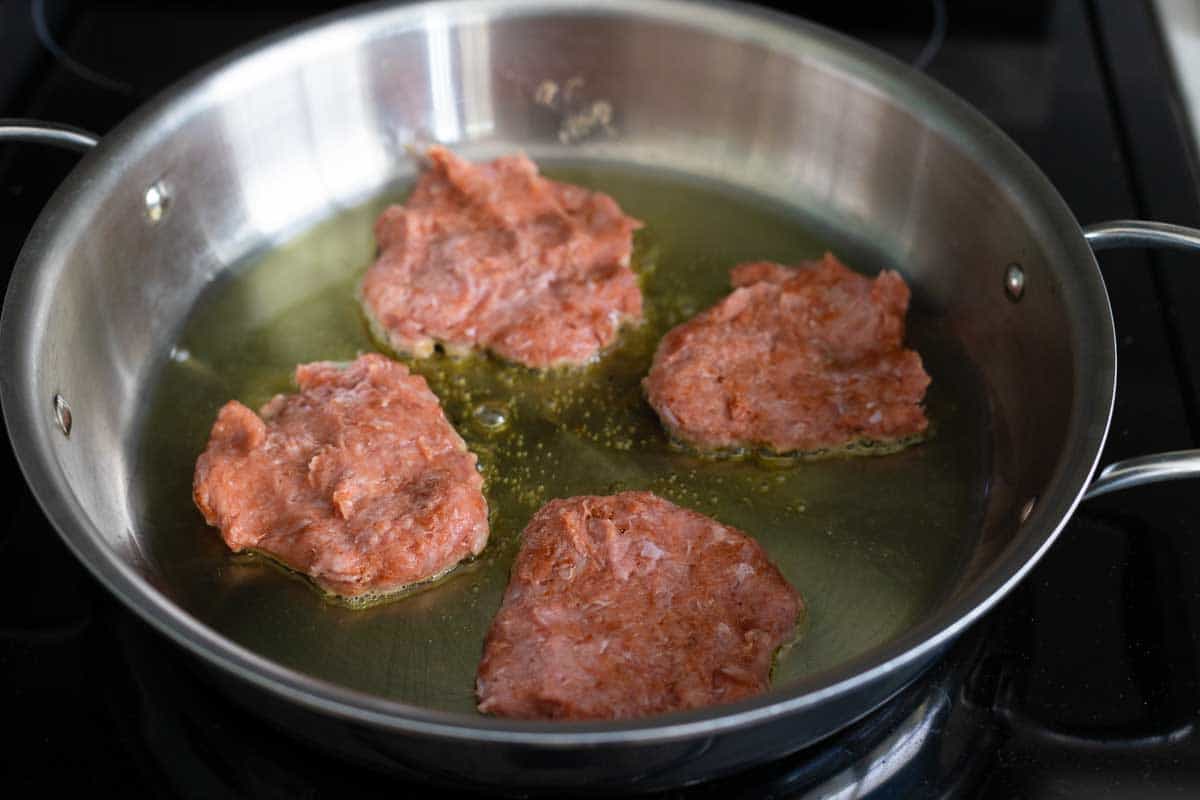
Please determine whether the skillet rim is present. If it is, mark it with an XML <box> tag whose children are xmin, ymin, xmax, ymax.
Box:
<box><xmin>0</xmin><ymin>0</ymin><xmax>1116</xmax><ymax>745</ymax></box>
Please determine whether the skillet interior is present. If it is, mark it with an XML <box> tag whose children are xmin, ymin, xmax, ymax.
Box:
<box><xmin>0</xmin><ymin>0</ymin><xmax>1113</xmax><ymax>748</ymax></box>
<box><xmin>135</xmin><ymin>161</ymin><xmax>992</xmax><ymax>710</ymax></box>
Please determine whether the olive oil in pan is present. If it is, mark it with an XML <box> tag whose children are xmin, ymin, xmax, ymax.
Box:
<box><xmin>134</xmin><ymin>164</ymin><xmax>990</xmax><ymax>713</ymax></box>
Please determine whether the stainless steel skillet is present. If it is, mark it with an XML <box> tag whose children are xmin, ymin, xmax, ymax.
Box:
<box><xmin>4</xmin><ymin>0</ymin><xmax>1200</xmax><ymax>791</ymax></box>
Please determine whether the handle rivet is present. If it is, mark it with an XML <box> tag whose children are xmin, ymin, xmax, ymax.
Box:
<box><xmin>144</xmin><ymin>181</ymin><xmax>170</xmax><ymax>222</ymax></box>
<box><xmin>1019</xmin><ymin>496</ymin><xmax>1036</xmax><ymax>523</ymax></box>
<box><xmin>1004</xmin><ymin>263</ymin><xmax>1025</xmax><ymax>302</ymax></box>
<box><xmin>53</xmin><ymin>394</ymin><xmax>72</xmax><ymax>437</ymax></box>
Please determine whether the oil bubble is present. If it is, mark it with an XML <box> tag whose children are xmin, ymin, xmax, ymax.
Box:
<box><xmin>473</xmin><ymin>402</ymin><xmax>508</xmax><ymax>433</ymax></box>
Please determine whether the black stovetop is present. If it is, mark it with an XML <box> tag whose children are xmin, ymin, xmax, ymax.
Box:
<box><xmin>5</xmin><ymin>1</ymin><xmax>1200</xmax><ymax>796</ymax></box>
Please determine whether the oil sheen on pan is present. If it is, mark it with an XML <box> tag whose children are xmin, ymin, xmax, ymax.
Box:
<box><xmin>133</xmin><ymin>161</ymin><xmax>992</xmax><ymax>714</ymax></box>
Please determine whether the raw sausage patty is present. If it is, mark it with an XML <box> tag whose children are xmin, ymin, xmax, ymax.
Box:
<box><xmin>192</xmin><ymin>353</ymin><xmax>488</xmax><ymax>601</ymax></box>
<box><xmin>475</xmin><ymin>492</ymin><xmax>802</xmax><ymax>720</ymax></box>
<box><xmin>643</xmin><ymin>254</ymin><xmax>931</xmax><ymax>454</ymax></box>
<box><xmin>360</xmin><ymin>147</ymin><xmax>644</xmax><ymax>368</ymax></box>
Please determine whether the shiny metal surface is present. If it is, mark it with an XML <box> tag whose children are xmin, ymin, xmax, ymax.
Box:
<box><xmin>143</xmin><ymin>181</ymin><xmax>171</xmax><ymax>223</ymax></box>
<box><xmin>798</xmin><ymin>691</ymin><xmax>948</xmax><ymax>800</ymax></box>
<box><xmin>1085</xmin><ymin>451</ymin><xmax>1200</xmax><ymax>500</ymax></box>
<box><xmin>1080</xmin><ymin>219</ymin><xmax>1200</xmax><ymax>501</ymax></box>
<box><xmin>52</xmin><ymin>393</ymin><xmax>71</xmax><ymax>437</ymax></box>
<box><xmin>1004</xmin><ymin>262</ymin><xmax>1026</xmax><ymax>302</ymax></box>
<box><xmin>0</xmin><ymin>0</ymin><xmax>1148</xmax><ymax>788</ymax></box>
<box><xmin>1084</xmin><ymin>219</ymin><xmax>1200</xmax><ymax>251</ymax></box>
<box><xmin>0</xmin><ymin>119</ymin><xmax>100</xmax><ymax>152</ymax></box>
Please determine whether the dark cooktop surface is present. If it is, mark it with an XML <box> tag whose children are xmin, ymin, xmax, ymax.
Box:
<box><xmin>4</xmin><ymin>1</ymin><xmax>1200</xmax><ymax>796</ymax></box>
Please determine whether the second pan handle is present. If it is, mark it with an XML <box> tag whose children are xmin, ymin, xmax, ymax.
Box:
<box><xmin>1082</xmin><ymin>220</ymin><xmax>1200</xmax><ymax>500</ymax></box>
<box><xmin>0</xmin><ymin>119</ymin><xmax>100</xmax><ymax>152</ymax></box>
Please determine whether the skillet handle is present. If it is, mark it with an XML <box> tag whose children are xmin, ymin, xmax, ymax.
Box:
<box><xmin>0</xmin><ymin>119</ymin><xmax>99</xmax><ymax>152</ymax></box>
<box><xmin>1082</xmin><ymin>220</ymin><xmax>1200</xmax><ymax>500</ymax></box>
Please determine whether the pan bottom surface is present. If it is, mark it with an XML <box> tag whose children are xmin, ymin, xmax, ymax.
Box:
<box><xmin>133</xmin><ymin>161</ymin><xmax>992</xmax><ymax>713</ymax></box>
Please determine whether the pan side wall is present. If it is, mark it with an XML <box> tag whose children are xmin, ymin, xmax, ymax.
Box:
<box><xmin>1</xmin><ymin>0</ymin><xmax>1113</xmax><ymax>779</ymax></box>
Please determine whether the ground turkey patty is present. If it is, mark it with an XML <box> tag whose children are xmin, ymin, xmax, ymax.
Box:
<box><xmin>643</xmin><ymin>254</ymin><xmax>931</xmax><ymax>455</ymax></box>
<box><xmin>359</xmin><ymin>146</ymin><xmax>644</xmax><ymax>368</ymax></box>
<box><xmin>192</xmin><ymin>353</ymin><xmax>488</xmax><ymax>600</ymax></box>
<box><xmin>475</xmin><ymin>492</ymin><xmax>802</xmax><ymax>720</ymax></box>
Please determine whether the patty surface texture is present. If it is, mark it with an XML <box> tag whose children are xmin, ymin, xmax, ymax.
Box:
<box><xmin>193</xmin><ymin>353</ymin><xmax>488</xmax><ymax>600</ymax></box>
<box><xmin>644</xmin><ymin>253</ymin><xmax>930</xmax><ymax>454</ymax></box>
<box><xmin>361</xmin><ymin>147</ymin><xmax>643</xmax><ymax>368</ymax></box>
<box><xmin>476</xmin><ymin>491</ymin><xmax>802</xmax><ymax>720</ymax></box>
